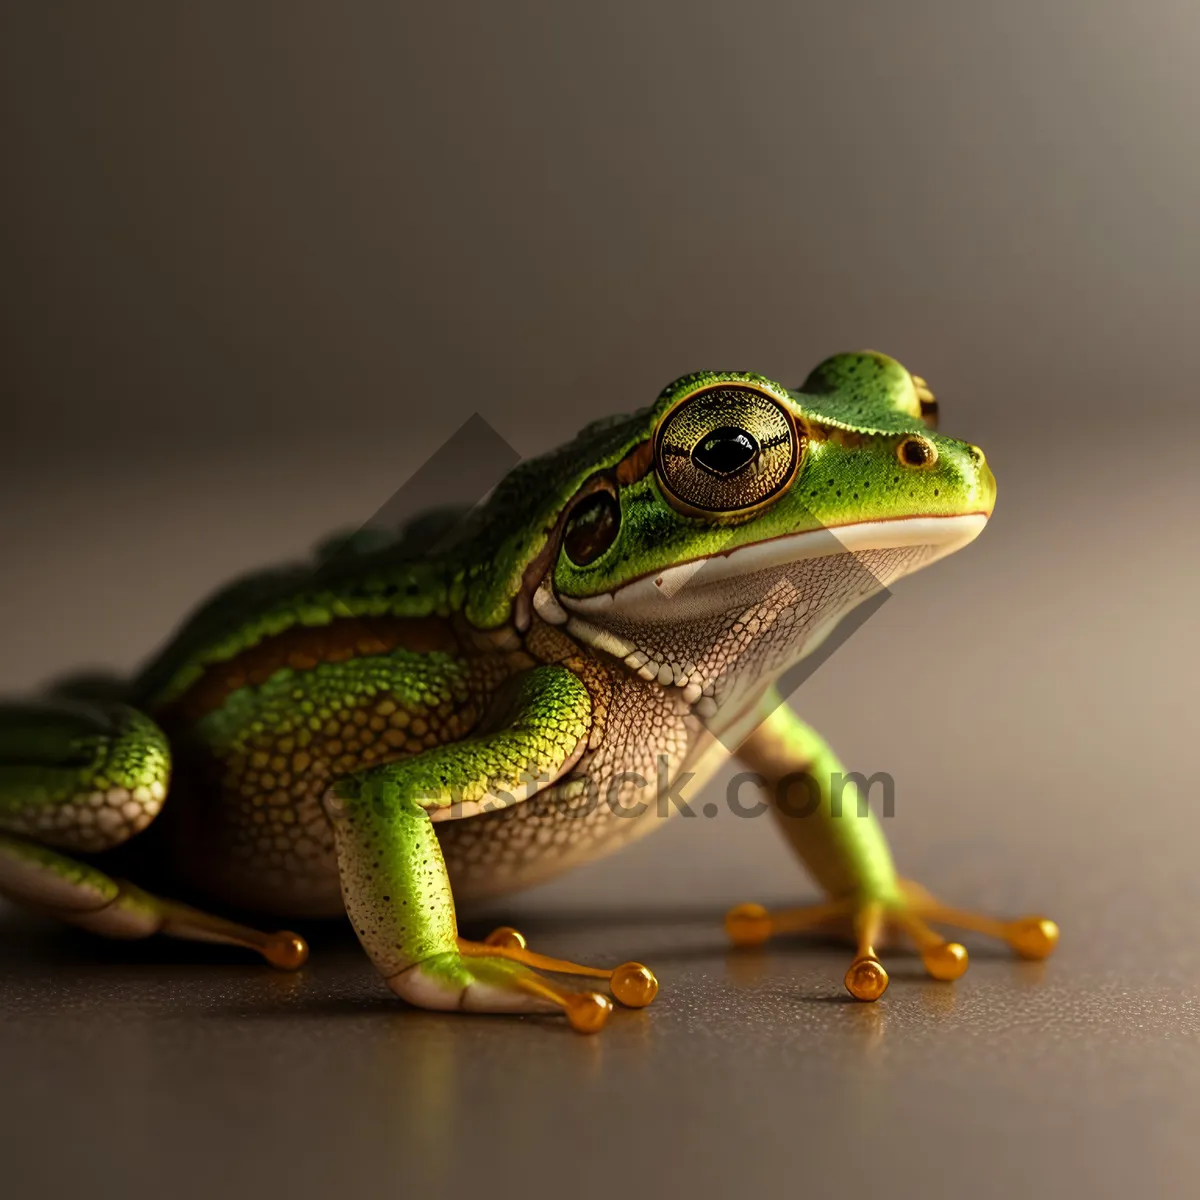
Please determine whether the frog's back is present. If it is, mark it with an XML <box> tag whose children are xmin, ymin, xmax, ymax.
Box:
<box><xmin>132</xmin><ymin>515</ymin><xmax>470</xmax><ymax>713</ymax></box>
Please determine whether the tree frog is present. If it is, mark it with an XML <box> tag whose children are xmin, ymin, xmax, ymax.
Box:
<box><xmin>0</xmin><ymin>352</ymin><xmax>1057</xmax><ymax>1032</ymax></box>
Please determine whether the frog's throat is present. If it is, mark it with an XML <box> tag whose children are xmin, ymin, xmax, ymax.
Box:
<box><xmin>548</xmin><ymin>513</ymin><xmax>989</xmax><ymax>717</ymax></box>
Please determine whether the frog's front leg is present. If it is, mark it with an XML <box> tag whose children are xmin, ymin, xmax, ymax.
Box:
<box><xmin>324</xmin><ymin>666</ymin><xmax>657</xmax><ymax>1033</ymax></box>
<box><xmin>726</xmin><ymin>692</ymin><xmax>1058</xmax><ymax>1001</ymax></box>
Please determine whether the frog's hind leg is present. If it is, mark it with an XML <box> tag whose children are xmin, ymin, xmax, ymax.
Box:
<box><xmin>0</xmin><ymin>700</ymin><xmax>307</xmax><ymax>969</ymax></box>
<box><xmin>0</xmin><ymin>835</ymin><xmax>308</xmax><ymax>967</ymax></box>
<box><xmin>0</xmin><ymin>700</ymin><xmax>172</xmax><ymax>853</ymax></box>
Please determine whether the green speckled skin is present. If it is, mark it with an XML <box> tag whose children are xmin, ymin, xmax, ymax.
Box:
<box><xmin>325</xmin><ymin>667</ymin><xmax>590</xmax><ymax>984</ymax></box>
<box><xmin>0</xmin><ymin>704</ymin><xmax>170</xmax><ymax>851</ymax></box>
<box><xmin>0</xmin><ymin>351</ymin><xmax>1022</xmax><ymax>1020</ymax></box>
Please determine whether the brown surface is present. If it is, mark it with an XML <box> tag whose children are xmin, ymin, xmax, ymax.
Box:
<box><xmin>2</xmin><ymin>4</ymin><xmax>1199</xmax><ymax>1199</ymax></box>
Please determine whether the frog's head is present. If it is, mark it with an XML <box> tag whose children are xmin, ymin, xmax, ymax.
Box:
<box><xmin>467</xmin><ymin>352</ymin><xmax>994</xmax><ymax>728</ymax></box>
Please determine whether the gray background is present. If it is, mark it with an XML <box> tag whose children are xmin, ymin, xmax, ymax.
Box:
<box><xmin>2</xmin><ymin>4</ymin><xmax>1198</xmax><ymax>1199</ymax></box>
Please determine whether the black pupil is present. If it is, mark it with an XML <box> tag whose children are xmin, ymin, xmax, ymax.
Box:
<box><xmin>563</xmin><ymin>491</ymin><xmax>620</xmax><ymax>566</ymax></box>
<box><xmin>902</xmin><ymin>438</ymin><xmax>931</xmax><ymax>466</ymax></box>
<box><xmin>692</xmin><ymin>426</ymin><xmax>759</xmax><ymax>477</ymax></box>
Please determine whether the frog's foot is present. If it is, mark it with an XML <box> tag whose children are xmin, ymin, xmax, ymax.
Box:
<box><xmin>896</xmin><ymin>878</ymin><xmax>1060</xmax><ymax>963</ymax></box>
<box><xmin>460</xmin><ymin>926</ymin><xmax>658</xmax><ymax>1009</ymax></box>
<box><xmin>387</xmin><ymin>948</ymin><xmax>616</xmax><ymax>1034</ymax></box>
<box><xmin>0</xmin><ymin>834</ymin><xmax>309</xmax><ymax>970</ymax></box>
<box><xmin>725</xmin><ymin>883</ymin><xmax>1058</xmax><ymax>1002</ymax></box>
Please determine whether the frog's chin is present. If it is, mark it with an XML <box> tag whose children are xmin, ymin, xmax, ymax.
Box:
<box><xmin>545</xmin><ymin>512</ymin><xmax>989</xmax><ymax>719</ymax></box>
<box><xmin>560</xmin><ymin>512</ymin><xmax>989</xmax><ymax>622</ymax></box>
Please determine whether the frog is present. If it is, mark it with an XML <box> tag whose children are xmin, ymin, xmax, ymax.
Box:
<box><xmin>0</xmin><ymin>352</ymin><xmax>1058</xmax><ymax>1032</ymax></box>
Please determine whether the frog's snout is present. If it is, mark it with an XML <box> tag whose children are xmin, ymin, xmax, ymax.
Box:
<box><xmin>967</xmin><ymin>445</ymin><xmax>996</xmax><ymax>516</ymax></box>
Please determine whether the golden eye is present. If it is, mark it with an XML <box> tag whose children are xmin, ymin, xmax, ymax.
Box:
<box><xmin>654</xmin><ymin>385</ymin><xmax>801</xmax><ymax>516</ymax></box>
<box><xmin>896</xmin><ymin>435</ymin><xmax>938</xmax><ymax>469</ymax></box>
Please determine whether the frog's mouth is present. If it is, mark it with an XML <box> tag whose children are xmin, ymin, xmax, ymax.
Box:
<box><xmin>545</xmin><ymin>512</ymin><xmax>989</xmax><ymax>716</ymax></box>
<box><xmin>562</xmin><ymin>513</ymin><xmax>987</xmax><ymax>620</ymax></box>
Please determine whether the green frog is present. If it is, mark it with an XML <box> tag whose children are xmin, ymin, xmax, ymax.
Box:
<box><xmin>0</xmin><ymin>352</ymin><xmax>1057</xmax><ymax>1032</ymax></box>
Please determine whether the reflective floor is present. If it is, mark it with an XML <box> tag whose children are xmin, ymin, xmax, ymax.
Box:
<box><xmin>4</xmin><ymin>737</ymin><xmax>1199</xmax><ymax>1200</ymax></box>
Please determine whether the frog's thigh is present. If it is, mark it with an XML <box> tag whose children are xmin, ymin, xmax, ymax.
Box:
<box><xmin>0</xmin><ymin>700</ymin><xmax>171</xmax><ymax>853</ymax></box>
<box><xmin>0</xmin><ymin>834</ymin><xmax>308</xmax><ymax>969</ymax></box>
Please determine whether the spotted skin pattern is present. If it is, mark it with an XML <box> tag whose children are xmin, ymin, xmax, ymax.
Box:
<box><xmin>0</xmin><ymin>352</ymin><xmax>1058</xmax><ymax>1027</ymax></box>
<box><xmin>172</xmin><ymin>646</ymin><xmax>514</xmax><ymax>911</ymax></box>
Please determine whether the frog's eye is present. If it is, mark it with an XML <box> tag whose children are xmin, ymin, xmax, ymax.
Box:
<box><xmin>654</xmin><ymin>384</ymin><xmax>802</xmax><ymax>516</ymax></box>
<box><xmin>896</xmin><ymin>435</ymin><xmax>938</xmax><ymax>469</ymax></box>
<box><xmin>563</xmin><ymin>489</ymin><xmax>621</xmax><ymax>566</ymax></box>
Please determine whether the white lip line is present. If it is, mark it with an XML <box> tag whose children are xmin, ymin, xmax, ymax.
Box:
<box><xmin>560</xmin><ymin>513</ymin><xmax>990</xmax><ymax>614</ymax></box>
